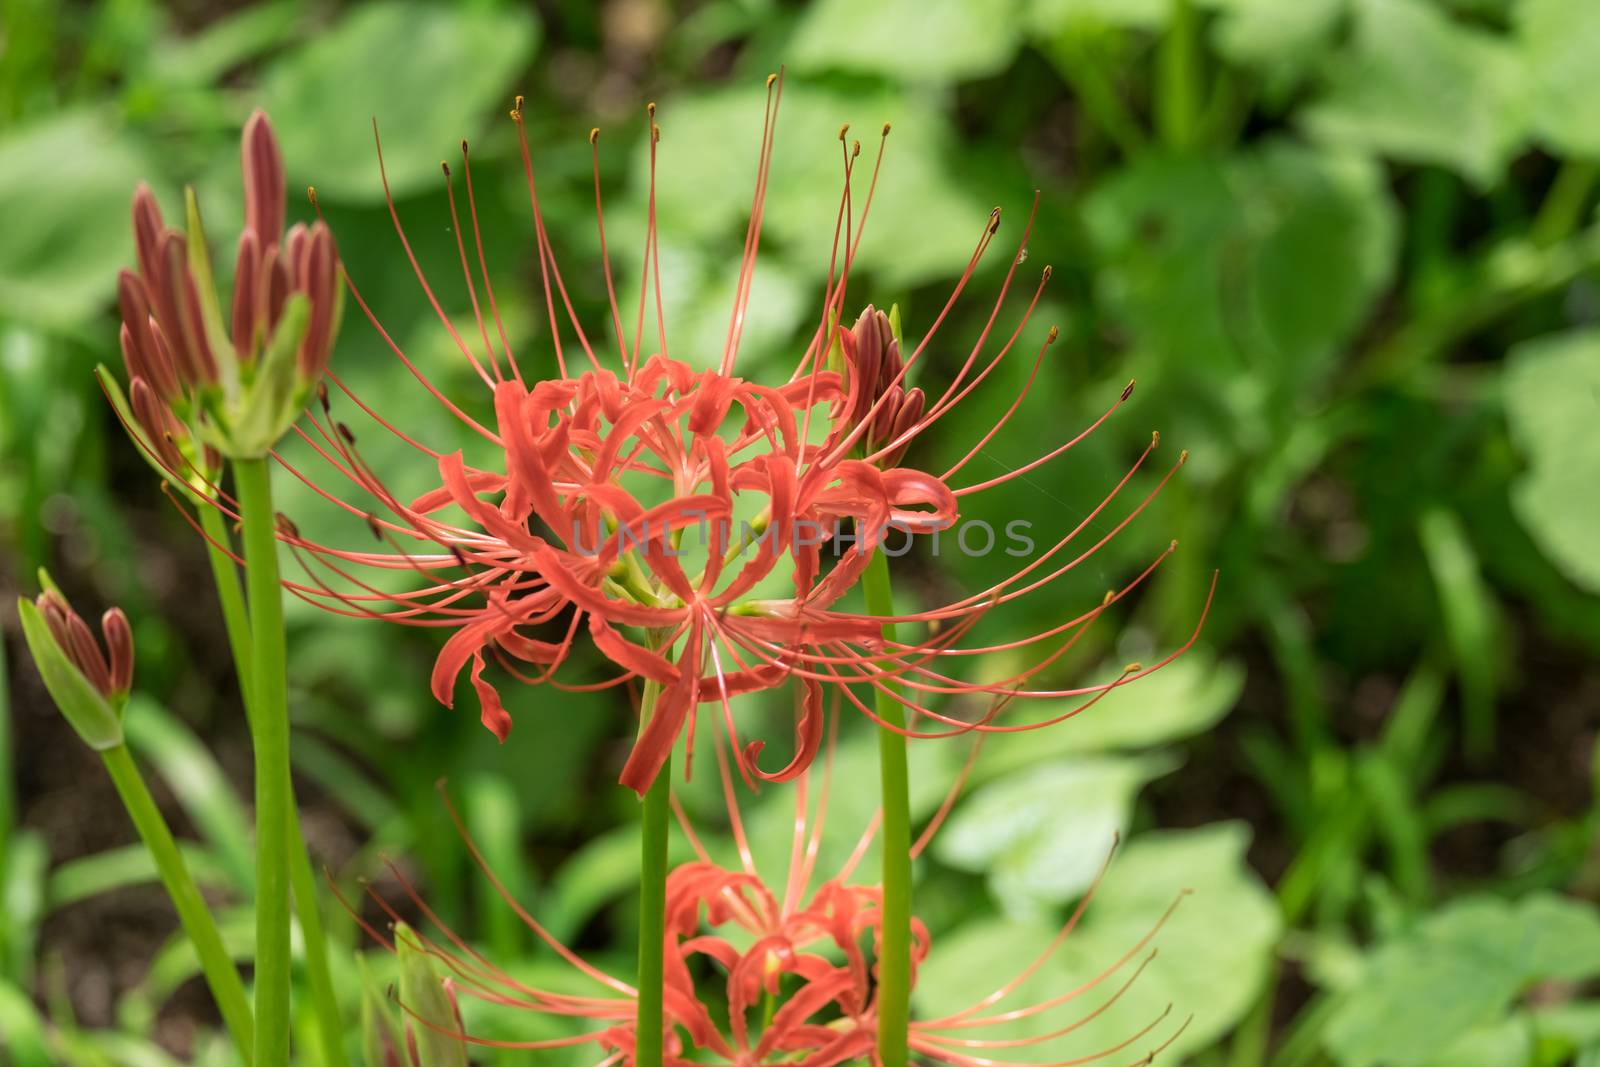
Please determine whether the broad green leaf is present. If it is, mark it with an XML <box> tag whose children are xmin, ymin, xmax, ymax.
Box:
<box><xmin>978</xmin><ymin>651</ymin><xmax>1244</xmax><ymax>773</ymax></box>
<box><xmin>1325</xmin><ymin>894</ymin><xmax>1600</xmax><ymax>1067</ymax></box>
<box><xmin>1503</xmin><ymin>329</ymin><xmax>1600</xmax><ymax>593</ymax></box>
<box><xmin>918</xmin><ymin>824</ymin><xmax>1280</xmax><ymax>1062</ymax></box>
<box><xmin>1421</xmin><ymin>1018</ymin><xmax>1531</xmax><ymax>1067</ymax></box>
<box><xmin>1519</xmin><ymin>0</ymin><xmax>1600</xmax><ymax>158</ymax></box>
<box><xmin>147</xmin><ymin>1</ymin><xmax>303</xmax><ymax>90</ymax></box>
<box><xmin>0</xmin><ymin>109</ymin><xmax>154</xmax><ymax>327</ymax></box>
<box><xmin>1210</xmin><ymin>0</ymin><xmax>1345</xmax><ymax>88</ymax></box>
<box><xmin>791</xmin><ymin>0</ymin><xmax>1023</xmax><ymax>81</ymax></box>
<box><xmin>260</xmin><ymin>1</ymin><xmax>538</xmax><ymax>201</ymax></box>
<box><xmin>1304</xmin><ymin>0</ymin><xmax>1527</xmax><ymax>186</ymax></box>
<box><xmin>1084</xmin><ymin>141</ymin><xmax>1396</xmax><ymax>397</ymax></box>
<box><xmin>1027</xmin><ymin>0</ymin><xmax>1171</xmax><ymax>32</ymax></box>
<box><xmin>937</xmin><ymin>755</ymin><xmax>1167</xmax><ymax>916</ymax></box>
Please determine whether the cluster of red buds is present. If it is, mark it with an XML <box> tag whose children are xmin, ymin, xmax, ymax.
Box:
<box><xmin>16</xmin><ymin>574</ymin><xmax>133</xmax><ymax>750</ymax></box>
<box><xmin>104</xmin><ymin>111</ymin><xmax>342</xmax><ymax>476</ymax></box>
<box><xmin>834</xmin><ymin>304</ymin><xmax>925</xmax><ymax>467</ymax></box>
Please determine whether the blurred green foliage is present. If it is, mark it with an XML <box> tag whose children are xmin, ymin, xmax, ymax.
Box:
<box><xmin>3</xmin><ymin>0</ymin><xmax>1600</xmax><ymax>1065</ymax></box>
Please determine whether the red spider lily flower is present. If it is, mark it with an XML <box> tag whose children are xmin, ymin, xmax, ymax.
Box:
<box><xmin>103</xmin><ymin>109</ymin><xmax>342</xmax><ymax>470</ymax></box>
<box><xmin>343</xmin><ymin>722</ymin><xmax>1190</xmax><ymax>1066</ymax></box>
<box><xmin>155</xmin><ymin>75</ymin><xmax>1211</xmax><ymax>794</ymax></box>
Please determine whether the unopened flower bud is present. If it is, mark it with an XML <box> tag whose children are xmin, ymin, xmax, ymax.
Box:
<box><xmin>841</xmin><ymin>305</ymin><xmax>923</xmax><ymax>465</ymax></box>
<box><xmin>108</xmin><ymin>108</ymin><xmax>344</xmax><ymax>466</ymax></box>
<box><xmin>17</xmin><ymin>575</ymin><xmax>132</xmax><ymax>750</ymax></box>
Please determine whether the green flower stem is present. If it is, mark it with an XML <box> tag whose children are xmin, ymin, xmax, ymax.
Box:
<box><xmin>1157</xmin><ymin>0</ymin><xmax>1201</xmax><ymax>151</ymax></box>
<box><xmin>635</xmin><ymin>676</ymin><xmax>671</xmax><ymax>1067</ymax></box>
<box><xmin>101</xmin><ymin>741</ymin><xmax>255</xmax><ymax>1062</ymax></box>
<box><xmin>200</xmin><ymin>502</ymin><xmax>348</xmax><ymax>1067</ymax></box>
<box><xmin>863</xmin><ymin>549</ymin><xmax>912</xmax><ymax>1067</ymax></box>
<box><xmin>234</xmin><ymin>457</ymin><xmax>293</xmax><ymax>1067</ymax></box>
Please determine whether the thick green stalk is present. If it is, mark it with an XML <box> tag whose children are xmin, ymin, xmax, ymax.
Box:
<box><xmin>101</xmin><ymin>742</ymin><xmax>255</xmax><ymax>1062</ymax></box>
<box><xmin>635</xmin><ymin>678</ymin><xmax>671</xmax><ymax>1067</ymax></box>
<box><xmin>234</xmin><ymin>457</ymin><xmax>293</xmax><ymax>1067</ymax></box>
<box><xmin>863</xmin><ymin>549</ymin><xmax>911</xmax><ymax>1067</ymax></box>
<box><xmin>200</xmin><ymin>503</ymin><xmax>348</xmax><ymax>1067</ymax></box>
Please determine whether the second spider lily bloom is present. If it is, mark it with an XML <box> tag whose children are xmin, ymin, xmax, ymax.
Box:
<box><xmin>102</xmin><ymin>109</ymin><xmax>343</xmax><ymax>475</ymax></box>
<box><xmin>347</xmin><ymin>726</ymin><xmax>1189</xmax><ymax>1067</ymax></box>
<box><xmin>263</xmin><ymin>75</ymin><xmax>1209</xmax><ymax>795</ymax></box>
<box><xmin>17</xmin><ymin>572</ymin><xmax>133</xmax><ymax>749</ymax></box>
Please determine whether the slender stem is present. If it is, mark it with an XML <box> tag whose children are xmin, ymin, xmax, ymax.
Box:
<box><xmin>201</xmin><ymin>502</ymin><xmax>348</xmax><ymax>1067</ymax></box>
<box><xmin>101</xmin><ymin>741</ymin><xmax>255</xmax><ymax>1062</ymax></box>
<box><xmin>1157</xmin><ymin>0</ymin><xmax>1201</xmax><ymax>151</ymax></box>
<box><xmin>234</xmin><ymin>457</ymin><xmax>293</xmax><ymax>1067</ymax></box>
<box><xmin>635</xmin><ymin>678</ymin><xmax>670</xmax><ymax>1067</ymax></box>
<box><xmin>200</xmin><ymin>504</ymin><xmax>255</xmax><ymax>697</ymax></box>
<box><xmin>864</xmin><ymin>549</ymin><xmax>912</xmax><ymax>1067</ymax></box>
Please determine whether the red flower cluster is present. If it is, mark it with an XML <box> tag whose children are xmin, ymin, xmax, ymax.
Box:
<box><xmin>349</xmin><ymin>727</ymin><xmax>1189</xmax><ymax>1066</ymax></box>
<box><xmin>194</xmin><ymin>76</ymin><xmax>1210</xmax><ymax>794</ymax></box>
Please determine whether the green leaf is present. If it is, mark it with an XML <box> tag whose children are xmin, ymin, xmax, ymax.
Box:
<box><xmin>918</xmin><ymin>824</ymin><xmax>1280</xmax><ymax>1062</ymax></box>
<box><xmin>46</xmin><ymin>843</ymin><xmax>231</xmax><ymax>910</ymax></box>
<box><xmin>259</xmin><ymin>1</ymin><xmax>538</xmax><ymax>202</ymax></box>
<box><xmin>1209</xmin><ymin>0</ymin><xmax>1345</xmax><ymax>89</ymax></box>
<box><xmin>1419</xmin><ymin>1017</ymin><xmax>1531</xmax><ymax>1067</ymax></box>
<box><xmin>1026</xmin><ymin>0</ymin><xmax>1171</xmax><ymax>32</ymax></box>
<box><xmin>1</xmin><ymin>831</ymin><xmax>48</xmax><ymax>983</ymax></box>
<box><xmin>462</xmin><ymin>776</ymin><xmax>534</xmax><ymax>959</ymax></box>
<box><xmin>0</xmin><ymin>109</ymin><xmax>154</xmax><ymax>327</ymax></box>
<box><xmin>1088</xmin><ymin>139</ymin><xmax>1401</xmax><ymax>431</ymax></box>
<box><xmin>790</xmin><ymin>0</ymin><xmax>1023</xmax><ymax>81</ymax></box>
<box><xmin>980</xmin><ymin>652</ymin><xmax>1243</xmax><ymax>772</ymax></box>
<box><xmin>936</xmin><ymin>755</ymin><xmax>1168</xmax><ymax>916</ymax></box>
<box><xmin>0</xmin><ymin>979</ymin><xmax>52</xmax><ymax>1067</ymax></box>
<box><xmin>1518</xmin><ymin>0</ymin><xmax>1600</xmax><ymax>158</ymax></box>
<box><xmin>1417</xmin><ymin>507</ymin><xmax>1501</xmax><ymax>754</ymax></box>
<box><xmin>1325</xmin><ymin>894</ymin><xmax>1600</xmax><ymax>1067</ymax></box>
<box><xmin>1303</xmin><ymin>0</ymin><xmax>1527</xmax><ymax>186</ymax></box>
<box><xmin>396</xmin><ymin>922</ymin><xmax>469</xmax><ymax>1067</ymax></box>
<box><xmin>1084</xmin><ymin>140</ymin><xmax>1396</xmax><ymax>397</ymax></box>
<box><xmin>1503</xmin><ymin>328</ymin><xmax>1600</xmax><ymax>593</ymax></box>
